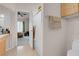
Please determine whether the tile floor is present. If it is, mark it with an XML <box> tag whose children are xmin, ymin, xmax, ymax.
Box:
<box><xmin>5</xmin><ymin>36</ymin><xmax>38</xmax><ymax>56</ymax></box>
<box><xmin>5</xmin><ymin>44</ymin><xmax>37</xmax><ymax>56</ymax></box>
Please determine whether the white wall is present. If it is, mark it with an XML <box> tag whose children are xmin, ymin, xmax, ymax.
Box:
<box><xmin>43</xmin><ymin>17</ymin><xmax>67</xmax><ymax>56</ymax></box>
<box><xmin>43</xmin><ymin>3</ymin><xmax>67</xmax><ymax>56</ymax></box>
<box><xmin>44</xmin><ymin>3</ymin><xmax>61</xmax><ymax>17</ymax></box>
<box><xmin>66</xmin><ymin>16</ymin><xmax>79</xmax><ymax>50</ymax></box>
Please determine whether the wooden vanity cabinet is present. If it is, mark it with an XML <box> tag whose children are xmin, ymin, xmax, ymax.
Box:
<box><xmin>0</xmin><ymin>37</ymin><xmax>6</xmax><ymax>55</ymax></box>
<box><xmin>61</xmin><ymin>3</ymin><xmax>79</xmax><ymax>16</ymax></box>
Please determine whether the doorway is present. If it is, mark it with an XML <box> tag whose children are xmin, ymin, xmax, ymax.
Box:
<box><xmin>17</xmin><ymin>11</ymin><xmax>29</xmax><ymax>46</ymax></box>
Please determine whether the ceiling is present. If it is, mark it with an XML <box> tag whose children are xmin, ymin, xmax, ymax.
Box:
<box><xmin>0</xmin><ymin>3</ymin><xmax>42</xmax><ymax>12</ymax></box>
<box><xmin>17</xmin><ymin>11</ymin><xmax>29</xmax><ymax>21</ymax></box>
<box><xmin>0</xmin><ymin>3</ymin><xmax>42</xmax><ymax>21</ymax></box>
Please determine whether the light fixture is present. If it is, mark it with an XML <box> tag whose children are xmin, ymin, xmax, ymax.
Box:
<box><xmin>0</xmin><ymin>14</ymin><xmax>4</xmax><ymax>18</ymax></box>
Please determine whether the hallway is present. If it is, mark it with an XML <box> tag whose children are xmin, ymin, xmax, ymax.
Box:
<box><xmin>5</xmin><ymin>43</ymin><xmax>37</xmax><ymax>56</ymax></box>
<box><xmin>17</xmin><ymin>36</ymin><xmax>29</xmax><ymax>46</ymax></box>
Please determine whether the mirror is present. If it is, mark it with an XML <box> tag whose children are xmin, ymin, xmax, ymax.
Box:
<box><xmin>0</xmin><ymin>14</ymin><xmax>4</xmax><ymax>27</ymax></box>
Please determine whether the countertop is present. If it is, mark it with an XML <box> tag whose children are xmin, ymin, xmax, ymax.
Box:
<box><xmin>0</xmin><ymin>34</ymin><xmax>9</xmax><ymax>39</ymax></box>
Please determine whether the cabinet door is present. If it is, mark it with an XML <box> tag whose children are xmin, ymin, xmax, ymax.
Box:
<box><xmin>0</xmin><ymin>39</ymin><xmax>5</xmax><ymax>56</ymax></box>
<box><xmin>61</xmin><ymin>3</ymin><xmax>79</xmax><ymax>16</ymax></box>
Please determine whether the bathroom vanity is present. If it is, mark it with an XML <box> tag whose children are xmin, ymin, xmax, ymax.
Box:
<box><xmin>0</xmin><ymin>34</ymin><xmax>9</xmax><ymax>55</ymax></box>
